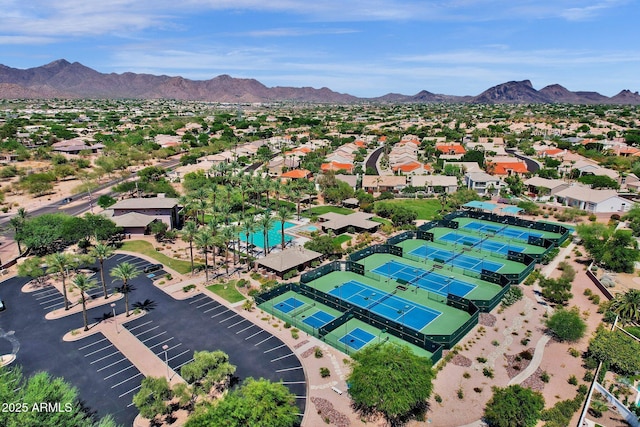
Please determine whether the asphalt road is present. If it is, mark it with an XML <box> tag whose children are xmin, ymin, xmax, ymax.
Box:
<box><xmin>365</xmin><ymin>146</ymin><xmax>384</xmax><ymax>174</ymax></box>
<box><xmin>0</xmin><ymin>253</ymin><xmax>306</xmax><ymax>426</ymax></box>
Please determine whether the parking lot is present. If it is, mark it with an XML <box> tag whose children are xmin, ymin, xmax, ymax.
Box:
<box><xmin>74</xmin><ymin>333</ymin><xmax>143</xmax><ymax>408</ymax></box>
<box><xmin>1</xmin><ymin>254</ymin><xmax>307</xmax><ymax>425</ymax></box>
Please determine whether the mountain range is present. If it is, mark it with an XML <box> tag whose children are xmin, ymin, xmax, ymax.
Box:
<box><xmin>1</xmin><ymin>59</ymin><xmax>639</xmax><ymax>105</ymax></box>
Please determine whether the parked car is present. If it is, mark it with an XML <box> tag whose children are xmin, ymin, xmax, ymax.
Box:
<box><xmin>0</xmin><ymin>299</ymin><xmax>5</xmax><ymax>311</ymax></box>
<box><xmin>143</xmin><ymin>264</ymin><xmax>163</xmax><ymax>273</ymax></box>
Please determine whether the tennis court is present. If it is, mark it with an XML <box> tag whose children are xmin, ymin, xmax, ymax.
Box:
<box><xmin>274</xmin><ymin>296</ymin><xmax>305</xmax><ymax>314</ymax></box>
<box><xmin>440</xmin><ymin>232</ymin><xmax>524</xmax><ymax>255</ymax></box>
<box><xmin>409</xmin><ymin>245</ymin><xmax>503</xmax><ymax>273</ymax></box>
<box><xmin>371</xmin><ymin>259</ymin><xmax>476</xmax><ymax>298</ymax></box>
<box><xmin>302</xmin><ymin>309</ymin><xmax>336</xmax><ymax>329</ymax></box>
<box><xmin>463</xmin><ymin>221</ymin><xmax>543</xmax><ymax>241</ymax></box>
<box><xmin>339</xmin><ymin>327</ymin><xmax>376</xmax><ymax>351</ymax></box>
<box><xmin>330</xmin><ymin>280</ymin><xmax>441</xmax><ymax>331</ymax></box>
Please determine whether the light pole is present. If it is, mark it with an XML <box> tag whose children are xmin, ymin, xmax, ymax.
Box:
<box><xmin>162</xmin><ymin>344</ymin><xmax>170</xmax><ymax>379</ymax></box>
<box><xmin>110</xmin><ymin>303</ymin><xmax>118</xmax><ymax>333</ymax></box>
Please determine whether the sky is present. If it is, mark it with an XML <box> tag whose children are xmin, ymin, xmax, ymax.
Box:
<box><xmin>0</xmin><ymin>0</ymin><xmax>638</xmax><ymax>97</ymax></box>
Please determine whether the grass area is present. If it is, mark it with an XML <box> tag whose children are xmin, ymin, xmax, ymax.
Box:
<box><xmin>304</xmin><ymin>205</ymin><xmax>354</xmax><ymax>216</ymax></box>
<box><xmin>206</xmin><ymin>281</ymin><xmax>246</xmax><ymax>303</ymax></box>
<box><xmin>371</xmin><ymin>216</ymin><xmax>393</xmax><ymax>225</ymax></box>
<box><xmin>333</xmin><ymin>234</ymin><xmax>352</xmax><ymax>245</ymax></box>
<box><xmin>119</xmin><ymin>240</ymin><xmax>197</xmax><ymax>274</ymax></box>
<box><xmin>374</xmin><ymin>198</ymin><xmax>441</xmax><ymax>220</ymax></box>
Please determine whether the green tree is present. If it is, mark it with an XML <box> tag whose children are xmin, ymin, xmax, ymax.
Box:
<box><xmin>46</xmin><ymin>252</ymin><xmax>78</xmax><ymax>311</ymax></box>
<box><xmin>0</xmin><ymin>367</ymin><xmax>114</xmax><ymax>427</ymax></box>
<box><xmin>258</xmin><ymin>214</ymin><xmax>274</xmax><ymax>255</ymax></box>
<box><xmin>89</xmin><ymin>243</ymin><xmax>114</xmax><ymax>299</ymax></box>
<box><xmin>185</xmin><ymin>378</ymin><xmax>298</xmax><ymax>427</ymax></box>
<box><xmin>72</xmin><ymin>273</ymin><xmax>98</xmax><ymax>331</ymax></box>
<box><xmin>545</xmin><ymin>306</ymin><xmax>586</xmax><ymax>342</ymax></box>
<box><xmin>348</xmin><ymin>343</ymin><xmax>434</xmax><ymax>425</ymax></box>
<box><xmin>97</xmin><ymin>194</ymin><xmax>117</xmax><ymax>209</ymax></box>
<box><xmin>588</xmin><ymin>327</ymin><xmax>640</xmax><ymax>375</ymax></box>
<box><xmin>484</xmin><ymin>384</ymin><xmax>545</xmax><ymax>427</ymax></box>
<box><xmin>180</xmin><ymin>220</ymin><xmax>199</xmax><ymax>273</ymax></box>
<box><xmin>539</xmin><ymin>276</ymin><xmax>573</xmax><ymax>305</ymax></box>
<box><xmin>609</xmin><ymin>289</ymin><xmax>640</xmax><ymax>324</ymax></box>
<box><xmin>110</xmin><ymin>261</ymin><xmax>141</xmax><ymax>317</ymax></box>
<box><xmin>622</xmin><ymin>204</ymin><xmax>640</xmax><ymax>237</ymax></box>
<box><xmin>304</xmin><ymin>234</ymin><xmax>340</xmax><ymax>257</ymax></box>
<box><xmin>8</xmin><ymin>207</ymin><xmax>27</xmax><ymax>255</ymax></box>
<box><xmin>180</xmin><ymin>350</ymin><xmax>236</xmax><ymax>397</ymax></box>
<box><xmin>194</xmin><ymin>228</ymin><xmax>215</xmax><ymax>281</ymax></box>
<box><xmin>132</xmin><ymin>376</ymin><xmax>172</xmax><ymax>422</ymax></box>
<box><xmin>276</xmin><ymin>207</ymin><xmax>293</xmax><ymax>251</ymax></box>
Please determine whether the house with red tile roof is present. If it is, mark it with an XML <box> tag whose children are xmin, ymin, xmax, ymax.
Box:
<box><xmin>436</xmin><ymin>143</ymin><xmax>466</xmax><ymax>155</ymax></box>
<box><xmin>486</xmin><ymin>160</ymin><xmax>529</xmax><ymax>176</ymax></box>
<box><xmin>392</xmin><ymin>161</ymin><xmax>423</xmax><ymax>174</ymax></box>
<box><xmin>321</xmin><ymin>162</ymin><xmax>354</xmax><ymax>173</ymax></box>
<box><xmin>281</xmin><ymin>169</ymin><xmax>312</xmax><ymax>180</ymax></box>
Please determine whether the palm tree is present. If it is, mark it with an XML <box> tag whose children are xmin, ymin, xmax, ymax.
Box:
<box><xmin>242</xmin><ymin>215</ymin><xmax>257</xmax><ymax>271</ymax></box>
<box><xmin>180</xmin><ymin>220</ymin><xmax>199</xmax><ymax>274</ymax></box>
<box><xmin>72</xmin><ymin>273</ymin><xmax>98</xmax><ymax>331</ymax></box>
<box><xmin>192</xmin><ymin>197</ymin><xmax>208</xmax><ymax>225</ymax></box>
<box><xmin>9</xmin><ymin>207</ymin><xmax>28</xmax><ymax>255</ymax></box>
<box><xmin>194</xmin><ymin>230</ymin><xmax>214</xmax><ymax>282</ymax></box>
<box><xmin>219</xmin><ymin>226</ymin><xmax>235</xmax><ymax>276</ymax></box>
<box><xmin>276</xmin><ymin>207</ymin><xmax>293</xmax><ymax>251</ymax></box>
<box><xmin>609</xmin><ymin>289</ymin><xmax>640</xmax><ymax>324</ymax></box>
<box><xmin>46</xmin><ymin>253</ymin><xmax>77</xmax><ymax>311</ymax></box>
<box><xmin>258</xmin><ymin>213</ymin><xmax>274</xmax><ymax>255</ymax></box>
<box><xmin>110</xmin><ymin>262</ymin><xmax>141</xmax><ymax>317</ymax></box>
<box><xmin>89</xmin><ymin>243</ymin><xmax>114</xmax><ymax>299</ymax></box>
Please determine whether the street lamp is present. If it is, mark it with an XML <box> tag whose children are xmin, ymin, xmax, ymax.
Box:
<box><xmin>110</xmin><ymin>303</ymin><xmax>118</xmax><ymax>333</ymax></box>
<box><xmin>162</xmin><ymin>344</ymin><xmax>170</xmax><ymax>379</ymax></box>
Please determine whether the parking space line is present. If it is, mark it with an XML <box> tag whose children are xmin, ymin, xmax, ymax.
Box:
<box><xmin>121</xmin><ymin>385</ymin><xmax>142</xmax><ymax>399</ymax></box>
<box><xmin>210</xmin><ymin>310</ymin><xmax>229</xmax><ymax>318</ymax></box>
<box><xmin>196</xmin><ymin>299</ymin><xmax>217</xmax><ymax>309</ymax></box>
<box><xmin>127</xmin><ymin>321</ymin><xmax>153</xmax><ymax>332</ymax></box>
<box><xmin>203</xmin><ymin>304</ymin><xmax>223</xmax><ymax>314</ymax></box>
<box><xmin>263</xmin><ymin>344</ymin><xmax>286</xmax><ymax>354</ymax></box>
<box><xmin>149</xmin><ymin>337</ymin><xmax>174</xmax><ymax>350</ymax></box>
<box><xmin>104</xmin><ymin>364</ymin><xmax>136</xmax><ymax>380</ymax></box>
<box><xmin>133</xmin><ymin>325</ymin><xmax>160</xmax><ymax>336</ymax></box>
<box><xmin>174</xmin><ymin>358</ymin><xmax>194</xmax><ymax>370</ymax></box>
<box><xmin>42</xmin><ymin>302</ymin><xmax>64</xmax><ymax>311</ymax></box>
<box><xmin>254</xmin><ymin>335</ymin><xmax>274</xmax><ymax>346</ymax></box>
<box><xmin>295</xmin><ymin>396</ymin><xmax>306</xmax><ymax>399</ymax></box>
<box><xmin>97</xmin><ymin>357</ymin><xmax>128</xmax><ymax>372</ymax></box>
<box><xmin>141</xmin><ymin>332</ymin><xmax>167</xmax><ymax>343</ymax></box>
<box><xmin>78</xmin><ymin>338</ymin><xmax>108</xmax><ymax>350</ymax></box>
<box><xmin>167</xmin><ymin>349</ymin><xmax>191</xmax><ymax>363</ymax></box>
<box><xmin>84</xmin><ymin>344</ymin><xmax>115</xmax><ymax>357</ymax></box>
<box><xmin>270</xmin><ymin>353</ymin><xmax>296</xmax><ymax>363</ymax></box>
<box><xmin>90</xmin><ymin>351</ymin><xmax>121</xmax><ymax>364</ymax></box>
<box><xmin>276</xmin><ymin>366</ymin><xmax>303</xmax><ymax>373</ymax></box>
<box><xmin>38</xmin><ymin>295</ymin><xmax>63</xmax><ymax>304</ymax></box>
<box><xmin>188</xmin><ymin>295</ymin><xmax>209</xmax><ymax>304</ymax></box>
<box><xmin>227</xmin><ymin>318</ymin><xmax>247</xmax><ymax>328</ymax></box>
<box><xmin>218</xmin><ymin>314</ymin><xmax>239</xmax><ymax>323</ymax></box>
<box><xmin>245</xmin><ymin>330</ymin><xmax>265</xmax><ymax>340</ymax></box>
<box><xmin>111</xmin><ymin>373</ymin><xmax>143</xmax><ymax>389</ymax></box>
<box><xmin>281</xmin><ymin>381</ymin><xmax>306</xmax><ymax>384</ymax></box>
<box><xmin>236</xmin><ymin>324</ymin><xmax>256</xmax><ymax>334</ymax></box>
<box><xmin>34</xmin><ymin>290</ymin><xmax>59</xmax><ymax>299</ymax></box>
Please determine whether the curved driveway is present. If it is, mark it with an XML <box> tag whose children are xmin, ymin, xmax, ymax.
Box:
<box><xmin>0</xmin><ymin>254</ymin><xmax>306</xmax><ymax>426</ymax></box>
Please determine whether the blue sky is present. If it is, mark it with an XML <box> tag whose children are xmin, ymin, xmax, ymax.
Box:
<box><xmin>1</xmin><ymin>0</ymin><xmax>638</xmax><ymax>97</ymax></box>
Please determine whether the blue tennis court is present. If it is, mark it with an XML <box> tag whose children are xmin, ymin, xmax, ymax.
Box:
<box><xmin>372</xmin><ymin>260</ymin><xmax>476</xmax><ymax>298</ymax></box>
<box><xmin>302</xmin><ymin>310</ymin><xmax>336</xmax><ymax>329</ymax></box>
<box><xmin>409</xmin><ymin>245</ymin><xmax>503</xmax><ymax>273</ymax></box>
<box><xmin>330</xmin><ymin>280</ymin><xmax>441</xmax><ymax>331</ymax></box>
<box><xmin>339</xmin><ymin>328</ymin><xmax>375</xmax><ymax>351</ymax></box>
<box><xmin>440</xmin><ymin>232</ymin><xmax>524</xmax><ymax>255</ymax></box>
<box><xmin>274</xmin><ymin>297</ymin><xmax>305</xmax><ymax>314</ymax></box>
<box><xmin>463</xmin><ymin>221</ymin><xmax>543</xmax><ymax>241</ymax></box>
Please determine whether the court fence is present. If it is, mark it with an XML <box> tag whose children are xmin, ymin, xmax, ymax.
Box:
<box><xmin>434</xmin><ymin>210</ymin><xmax>572</xmax><ymax>246</ymax></box>
<box><xmin>348</xmin><ymin>244</ymin><xmax>402</xmax><ymax>263</ymax></box>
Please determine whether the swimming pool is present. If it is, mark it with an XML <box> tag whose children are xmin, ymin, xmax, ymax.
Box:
<box><xmin>240</xmin><ymin>221</ymin><xmax>295</xmax><ymax>249</ymax></box>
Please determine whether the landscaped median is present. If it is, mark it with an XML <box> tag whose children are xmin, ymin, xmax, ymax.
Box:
<box><xmin>206</xmin><ymin>279</ymin><xmax>247</xmax><ymax>304</ymax></box>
